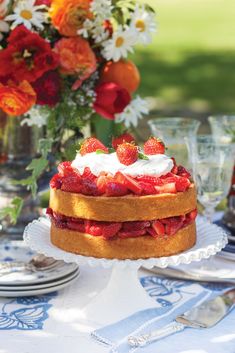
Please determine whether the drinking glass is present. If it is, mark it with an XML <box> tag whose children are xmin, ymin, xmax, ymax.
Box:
<box><xmin>148</xmin><ymin>117</ymin><xmax>200</xmax><ymax>172</ymax></box>
<box><xmin>192</xmin><ymin>135</ymin><xmax>235</xmax><ymax>222</ymax></box>
<box><xmin>208</xmin><ymin>115</ymin><xmax>235</xmax><ymax>231</ymax></box>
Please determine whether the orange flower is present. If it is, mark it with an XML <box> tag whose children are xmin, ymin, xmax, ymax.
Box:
<box><xmin>0</xmin><ymin>80</ymin><xmax>36</xmax><ymax>116</ymax></box>
<box><xmin>50</xmin><ymin>0</ymin><xmax>93</xmax><ymax>37</ymax></box>
<box><xmin>54</xmin><ymin>36</ymin><xmax>96</xmax><ymax>90</ymax></box>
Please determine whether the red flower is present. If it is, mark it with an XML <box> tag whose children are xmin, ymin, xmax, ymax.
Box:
<box><xmin>0</xmin><ymin>26</ymin><xmax>59</xmax><ymax>83</ymax></box>
<box><xmin>93</xmin><ymin>82</ymin><xmax>131</xmax><ymax>120</ymax></box>
<box><xmin>35</xmin><ymin>0</ymin><xmax>52</xmax><ymax>5</ymax></box>
<box><xmin>33</xmin><ymin>71</ymin><xmax>61</xmax><ymax>107</ymax></box>
<box><xmin>0</xmin><ymin>80</ymin><xmax>36</xmax><ymax>116</ymax></box>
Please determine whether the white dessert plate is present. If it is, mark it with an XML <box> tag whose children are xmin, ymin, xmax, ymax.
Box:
<box><xmin>0</xmin><ymin>273</ymin><xmax>79</xmax><ymax>297</ymax></box>
<box><xmin>0</xmin><ymin>241</ymin><xmax>78</xmax><ymax>285</ymax></box>
<box><xmin>148</xmin><ymin>255</ymin><xmax>235</xmax><ymax>283</ymax></box>
<box><xmin>0</xmin><ymin>268</ymin><xmax>80</xmax><ymax>291</ymax></box>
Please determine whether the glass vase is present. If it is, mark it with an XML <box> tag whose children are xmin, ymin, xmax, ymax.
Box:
<box><xmin>0</xmin><ymin>112</ymin><xmax>44</xmax><ymax>239</ymax></box>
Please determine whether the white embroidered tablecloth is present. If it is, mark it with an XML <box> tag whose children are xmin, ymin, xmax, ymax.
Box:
<box><xmin>0</xmin><ymin>262</ymin><xmax>235</xmax><ymax>353</ymax></box>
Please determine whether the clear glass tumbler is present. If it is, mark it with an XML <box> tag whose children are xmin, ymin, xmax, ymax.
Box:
<box><xmin>148</xmin><ymin>117</ymin><xmax>201</xmax><ymax>172</ymax></box>
<box><xmin>192</xmin><ymin>135</ymin><xmax>235</xmax><ymax>222</ymax></box>
<box><xmin>208</xmin><ymin>115</ymin><xmax>235</xmax><ymax>231</ymax></box>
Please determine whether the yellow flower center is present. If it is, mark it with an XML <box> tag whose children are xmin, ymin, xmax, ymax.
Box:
<box><xmin>135</xmin><ymin>19</ymin><xmax>146</xmax><ymax>32</ymax></box>
<box><xmin>115</xmin><ymin>36</ymin><xmax>124</xmax><ymax>48</ymax></box>
<box><xmin>20</xmin><ymin>9</ymin><xmax>33</xmax><ymax>20</ymax></box>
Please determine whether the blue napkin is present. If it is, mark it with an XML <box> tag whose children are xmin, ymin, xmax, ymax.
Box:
<box><xmin>91</xmin><ymin>276</ymin><xmax>234</xmax><ymax>353</ymax></box>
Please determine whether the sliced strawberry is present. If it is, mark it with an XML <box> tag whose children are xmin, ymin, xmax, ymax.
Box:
<box><xmin>82</xmin><ymin>167</ymin><xmax>96</xmax><ymax>181</ymax></box>
<box><xmin>86</xmin><ymin>221</ymin><xmax>103</xmax><ymax>236</ymax></box>
<box><xmin>162</xmin><ymin>217</ymin><xmax>183</xmax><ymax>236</ymax></box>
<box><xmin>175</xmin><ymin>177</ymin><xmax>191</xmax><ymax>192</ymax></box>
<box><xmin>46</xmin><ymin>207</ymin><xmax>53</xmax><ymax>216</ymax></box>
<box><xmin>85</xmin><ymin>221</ymin><xmax>121</xmax><ymax>238</ymax></box>
<box><xmin>146</xmin><ymin>227</ymin><xmax>157</xmax><ymax>237</ymax></box>
<box><xmin>67</xmin><ymin>221</ymin><xmax>85</xmax><ymax>233</ymax></box>
<box><xmin>80</xmin><ymin>137</ymin><xmax>108</xmax><ymax>156</ymax></box>
<box><xmin>112</xmin><ymin>132</ymin><xmax>135</xmax><ymax>150</ymax></box>
<box><xmin>106</xmin><ymin>181</ymin><xmax>128</xmax><ymax>196</ymax></box>
<box><xmin>135</xmin><ymin>175</ymin><xmax>163</xmax><ymax>186</ymax></box>
<box><xmin>115</xmin><ymin>172</ymin><xmax>142</xmax><ymax>195</ymax></box>
<box><xmin>61</xmin><ymin>177</ymin><xmax>82</xmax><ymax>193</ymax></box>
<box><xmin>58</xmin><ymin>161</ymin><xmax>74</xmax><ymax>177</ymax></box>
<box><xmin>122</xmin><ymin>221</ymin><xmax>150</xmax><ymax>232</ymax></box>
<box><xmin>177</xmin><ymin>165</ymin><xmax>191</xmax><ymax>178</ymax></box>
<box><xmin>53</xmin><ymin>218</ymin><xmax>67</xmax><ymax>229</ymax></box>
<box><xmin>96</xmin><ymin>175</ymin><xmax>112</xmax><ymax>194</ymax></box>
<box><xmin>118</xmin><ymin>229</ymin><xmax>146</xmax><ymax>238</ymax></box>
<box><xmin>143</xmin><ymin>136</ymin><xmax>165</xmax><ymax>155</ymax></box>
<box><xmin>152</xmin><ymin>220</ymin><xmax>165</xmax><ymax>236</ymax></box>
<box><xmin>162</xmin><ymin>176</ymin><xmax>178</xmax><ymax>184</ymax></box>
<box><xmin>188</xmin><ymin>209</ymin><xmax>198</xmax><ymax>221</ymax></box>
<box><xmin>102</xmin><ymin>223</ymin><xmax>122</xmax><ymax>239</ymax></box>
<box><xmin>160</xmin><ymin>172</ymin><xmax>175</xmax><ymax>179</ymax></box>
<box><xmin>50</xmin><ymin>174</ymin><xmax>62</xmax><ymax>189</ymax></box>
<box><xmin>80</xmin><ymin>179</ymin><xmax>100</xmax><ymax>196</ymax></box>
<box><xmin>116</xmin><ymin>142</ymin><xmax>138</xmax><ymax>166</ymax></box>
<box><xmin>138</xmin><ymin>182</ymin><xmax>157</xmax><ymax>195</ymax></box>
<box><xmin>171</xmin><ymin>157</ymin><xmax>178</xmax><ymax>174</ymax></box>
<box><xmin>155</xmin><ymin>182</ymin><xmax>177</xmax><ymax>194</ymax></box>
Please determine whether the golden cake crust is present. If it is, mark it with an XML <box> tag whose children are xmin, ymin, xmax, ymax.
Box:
<box><xmin>49</xmin><ymin>184</ymin><xmax>197</xmax><ymax>222</ymax></box>
<box><xmin>51</xmin><ymin>222</ymin><xmax>196</xmax><ymax>259</ymax></box>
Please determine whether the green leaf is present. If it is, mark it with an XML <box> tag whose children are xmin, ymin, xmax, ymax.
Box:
<box><xmin>138</xmin><ymin>152</ymin><xmax>149</xmax><ymax>160</ymax></box>
<box><xmin>0</xmin><ymin>197</ymin><xmax>24</xmax><ymax>224</ymax></box>
<box><xmin>38</xmin><ymin>138</ymin><xmax>53</xmax><ymax>159</ymax></box>
<box><xmin>12</xmin><ymin>176</ymin><xmax>33</xmax><ymax>187</ymax></box>
<box><xmin>26</xmin><ymin>158</ymin><xmax>48</xmax><ymax>179</ymax></box>
<box><xmin>96</xmin><ymin>149</ymin><xmax>107</xmax><ymax>154</ymax></box>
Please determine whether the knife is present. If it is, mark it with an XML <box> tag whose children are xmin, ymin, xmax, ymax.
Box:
<box><xmin>128</xmin><ymin>288</ymin><xmax>235</xmax><ymax>348</ymax></box>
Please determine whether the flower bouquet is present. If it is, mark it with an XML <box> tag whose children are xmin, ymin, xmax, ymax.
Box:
<box><xmin>0</xmin><ymin>0</ymin><xmax>156</xmax><ymax>223</ymax></box>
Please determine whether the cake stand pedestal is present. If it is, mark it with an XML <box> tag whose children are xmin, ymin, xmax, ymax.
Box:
<box><xmin>23</xmin><ymin>217</ymin><xmax>228</xmax><ymax>326</ymax></box>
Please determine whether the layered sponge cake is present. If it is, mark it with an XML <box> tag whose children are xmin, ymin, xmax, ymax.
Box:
<box><xmin>47</xmin><ymin>136</ymin><xmax>197</xmax><ymax>259</ymax></box>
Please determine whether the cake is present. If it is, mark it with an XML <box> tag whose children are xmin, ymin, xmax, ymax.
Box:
<box><xmin>47</xmin><ymin>136</ymin><xmax>197</xmax><ymax>259</ymax></box>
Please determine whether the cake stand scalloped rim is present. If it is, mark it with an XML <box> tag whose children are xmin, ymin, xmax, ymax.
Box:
<box><xmin>23</xmin><ymin>216</ymin><xmax>228</xmax><ymax>269</ymax></box>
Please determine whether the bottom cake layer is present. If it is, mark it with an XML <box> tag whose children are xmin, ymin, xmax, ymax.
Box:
<box><xmin>50</xmin><ymin>222</ymin><xmax>196</xmax><ymax>259</ymax></box>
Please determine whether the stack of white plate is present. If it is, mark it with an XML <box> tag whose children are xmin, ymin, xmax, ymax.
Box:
<box><xmin>0</xmin><ymin>241</ymin><xmax>79</xmax><ymax>297</ymax></box>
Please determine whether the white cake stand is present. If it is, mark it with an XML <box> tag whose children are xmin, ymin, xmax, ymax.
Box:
<box><xmin>23</xmin><ymin>217</ymin><xmax>227</xmax><ymax>326</ymax></box>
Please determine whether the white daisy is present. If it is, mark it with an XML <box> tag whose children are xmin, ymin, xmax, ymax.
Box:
<box><xmin>90</xmin><ymin>0</ymin><xmax>113</xmax><ymax>21</ymax></box>
<box><xmin>5</xmin><ymin>0</ymin><xmax>47</xmax><ymax>30</ymax></box>
<box><xmin>78</xmin><ymin>18</ymin><xmax>93</xmax><ymax>38</ymax></box>
<box><xmin>115</xmin><ymin>96</ymin><xmax>149</xmax><ymax>128</ymax></box>
<box><xmin>102</xmin><ymin>26</ymin><xmax>137</xmax><ymax>62</ymax></box>
<box><xmin>21</xmin><ymin>106</ymin><xmax>48</xmax><ymax>127</ymax></box>
<box><xmin>130</xmin><ymin>5</ymin><xmax>157</xmax><ymax>44</ymax></box>
<box><xmin>91</xmin><ymin>18</ymin><xmax>110</xmax><ymax>43</ymax></box>
<box><xmin>0</xmin><ymin>19</ymin><xmax>9</xmax><ymax>41</ymax></box>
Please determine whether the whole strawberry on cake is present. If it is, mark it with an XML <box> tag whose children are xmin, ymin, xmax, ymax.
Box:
<box><xmin>47</xmin><ymin>134</ymin><xmax>197</xmax><ymax>259</ymax></box>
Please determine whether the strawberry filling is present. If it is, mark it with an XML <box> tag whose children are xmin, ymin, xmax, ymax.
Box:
<box><xmin>47</xmin><ymin>208</ymin><xmax>197</xmax><ymax>240</ymax></box>
<box><xmin>50</xmin><ymin>162</ymin><xmax>192</xmax><ymax>197</ymax></box>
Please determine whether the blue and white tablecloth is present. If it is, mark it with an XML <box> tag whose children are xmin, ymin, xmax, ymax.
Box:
<box><xmin>0</xmin><ymin>262</ymin><xmax>234</xmax><ymax>353</ymax></box>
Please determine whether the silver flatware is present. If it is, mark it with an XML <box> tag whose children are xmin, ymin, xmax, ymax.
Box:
<box><xmin>128</xmin><ymin>288</ymin><xmax>235</xmax><ymax>348</ymax></box>
<box><xmin>143</xmin><ymin>266</ymin><xmax>235</xmax><ymax>284</ymax></box>
<box><xmin>0</xmin><ymin>254</ymin><xmax>62</xmax><ymax>277</ymax></box>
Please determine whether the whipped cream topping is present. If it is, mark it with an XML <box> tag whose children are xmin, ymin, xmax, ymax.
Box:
<box><xmin>71</xmin><ymin>152</ymin><xmax>173</xmax><ymax>177</ymax></box>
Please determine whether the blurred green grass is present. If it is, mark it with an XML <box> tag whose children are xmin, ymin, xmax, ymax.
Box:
<box><xmin>133</xmin><ymin>0</ymin><xmax>235</xmax><ymax>113</ymax></box>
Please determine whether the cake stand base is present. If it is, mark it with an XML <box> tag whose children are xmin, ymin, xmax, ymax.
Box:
<box><xmin>23</xmin><ymin>217</ymin><xmax>228</xmax><ymax>327</ymax></box>
<box><xmin>81</xmin><ymin>264</ymin><xmax>156</xmax><ymax>326</ymax></box>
